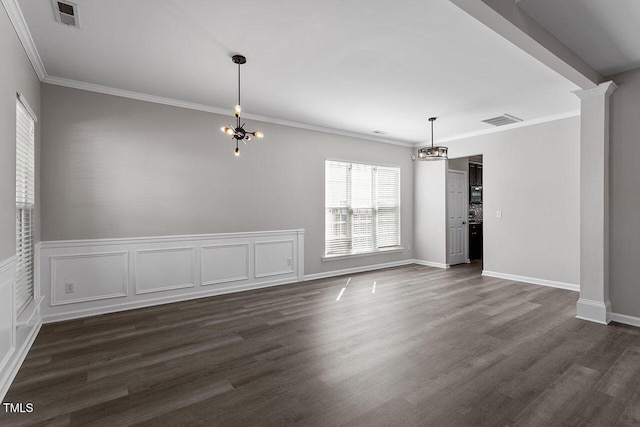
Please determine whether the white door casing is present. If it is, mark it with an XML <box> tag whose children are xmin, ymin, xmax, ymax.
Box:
<box><xmin>448</xmin><ymin>170</ymin><xmax>468</xmax><ymax>265</ymax></box>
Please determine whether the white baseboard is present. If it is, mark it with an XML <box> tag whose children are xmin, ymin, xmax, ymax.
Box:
<box><xmin>482</xmin><ymin>270</ymin><xmax>579</xmax><ymax>292</ymax></box>
<box><xmin>304</xmin><ymin>259</ymin><xmax>416</xmax><ymax>281</ymax></box>
<box><xmin>0</xmin><ymin>320</ymin><xmax>41</xmax><ymax>401</ymax></box>
<box><xmin>42</xmin><ymin>276</ymin><xmax>299</xmax><ymax>324</ymax></box>
<box><xmin>412</xmin><ymin>259</ymin><xmax>450</xmax><ymax>269</ymax></box>
<box><xmin>610</xmin><ymin>312</ymin><xmax>640</xmax><ymax>328</ymax></box>
<box><xmin>576</xmin><ymin>298</ymin><xmax>611</xmax><ymax>325</ymax></box>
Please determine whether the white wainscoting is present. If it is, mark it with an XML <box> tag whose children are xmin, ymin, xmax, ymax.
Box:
<box><xmin>39</xmin><ymin>230</ymin><xmax>305</xmax><ymax>323</ymax></box>
<box><xmin>0</xmin><ymin>257</ymin><xmax>16</xmax><ymax>388</ymax></box>
<box><xmin>0</xmin><ymin>256</ymin><xmax>42</xmax><ymax>402</ymax></box>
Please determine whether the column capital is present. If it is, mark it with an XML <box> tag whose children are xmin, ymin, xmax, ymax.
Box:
<box><xmin>573</xmin><ymin>81</ymin><xmax>617</xmax><ymax>100</ymax></box>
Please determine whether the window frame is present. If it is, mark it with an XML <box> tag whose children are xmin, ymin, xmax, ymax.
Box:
<box><xmin>324</xmin><ymin>159</ymin><xmax>403</xmax><ymax>260</ymax></box>
<box><xmin>15</xmin><ymin>93</ymin><xmax>37</xmax><ymax>316</ymax></box>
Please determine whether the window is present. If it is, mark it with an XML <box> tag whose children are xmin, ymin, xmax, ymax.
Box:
<box><xmin>325</xmin><ymin>160</ymin><xmax>400</xmax><ymax>257</ymax></box>
<box><xmin>16</xmin><ymin>95</ymin><xmax>36</xmax><ymax>315</ymax></box>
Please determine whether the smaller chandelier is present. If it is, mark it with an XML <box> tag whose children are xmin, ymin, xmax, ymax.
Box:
<box><xmin>221</xmin><ymin>54</ymin><xmax>264</xmax><ymax>156</ymax></box>
<box><xmin>417</xmin><ymin>117</ymin><xmax>448</xmax><ymax>160</ymax></box>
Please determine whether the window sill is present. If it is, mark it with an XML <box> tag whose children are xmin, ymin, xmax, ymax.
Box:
<box><xmin>17</xmin><ymin>296</ymin><xmax>44</xmax><ymax>327</ymax></box>
<box><xmin>322</xmin><ymin>247</ymin><xmax>405</xmax><ymax>262</ymax></box>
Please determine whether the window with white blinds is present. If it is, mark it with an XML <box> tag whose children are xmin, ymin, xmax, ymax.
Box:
<box><xmin>325</xmin><ymin>160</ymin><xmax>400</xmax><ymax>256</ymax></box>
<box><xmin>16</xmin><ymin>96</ymin><xmax>36</xmax><ymax>315</ymax></box>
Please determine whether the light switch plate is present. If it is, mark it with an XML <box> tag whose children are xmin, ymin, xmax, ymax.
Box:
<box><xmin>496</xmin><ymin>210</ymin><xmax>502</xmax><ymax>218</ymax></box>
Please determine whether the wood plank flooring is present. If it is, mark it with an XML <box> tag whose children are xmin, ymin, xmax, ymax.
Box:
<box><xmin>2</xmin><ymin>263</ymin><xmax>640</xmax><ymax>426</ymax></box>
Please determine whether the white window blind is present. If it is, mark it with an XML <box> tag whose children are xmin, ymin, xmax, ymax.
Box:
<box><xmin>325</xmin><ymin>160</ymin><xmax>400</xmax><ymax>256</ymax></box>
<box><xmin>16</xmin><ymin>96</ymin><xmax>36</xmax><ymax>315</ymax></box>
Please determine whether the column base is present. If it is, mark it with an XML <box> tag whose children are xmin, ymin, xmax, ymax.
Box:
<box><xmin>576</xmin><ymin>298</ymin><xmax>611</xmax><ymax>324</ymax></box>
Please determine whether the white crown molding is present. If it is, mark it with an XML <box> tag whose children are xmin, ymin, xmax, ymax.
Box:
<box><xmin>5</xmin><ymin>0</ymin><xmax>573</xmax><ymax>152</ymax></box>
<box><xmin>413</xmin><ymin>110</ymin><xmax>581</xmax><ymax>148</ymax></box>
<box><xmin>42</xmin><ymin>75</ymin><xmax>414</xmax><ymax>148</ymax></box>
<box><xmin>1</xmin><ymin>0</ymin><xmax>46</xmax><ymax>80</ymax></box>
<box><xmin>3</xmin><ymin>0</ymin><xmax>413</xmax><ymax>150</ymax></box>
<box><xmin>573</xmin><ymin>80</ymin><xmax>617</xmax><ymax>100</ymax></box>
<box><xmin>5</xmin><ymin>0</ymin><xmax>577</xmax><ymax>151</ymax></box>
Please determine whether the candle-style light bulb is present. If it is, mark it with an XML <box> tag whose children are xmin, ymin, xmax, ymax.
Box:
<box><xmin>235</xmin><ymin>147</ymin><xmax>240</xmax><ymax>156</ymax></box>
<box><xmin>234</xmin><ymin>104</ymin><xmax>241</xmax><ymax>115</ymax></box>
<box><xmin>253</xmin><ymin>131</ymin><xmax>264</xmax><ymax>139</ymax></box>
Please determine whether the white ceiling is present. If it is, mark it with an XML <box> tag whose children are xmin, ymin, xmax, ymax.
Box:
<box><xmin>17</xmin><ymin>0</ymin><xmax>581</xmax><ymax>145</ymax></box>
<box><xmin>517</xmin><ymin>0</ymin><xmax>640</xmax><ymax>77</ymax></box>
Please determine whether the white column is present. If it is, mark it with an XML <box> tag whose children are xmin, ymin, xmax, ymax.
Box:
<box><xmin>574</xmin><ymin>81</ymin><xmax>616</xmax><ymax>324</ymax></box>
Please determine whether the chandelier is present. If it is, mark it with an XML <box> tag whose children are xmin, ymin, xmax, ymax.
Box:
<box><xmin>417</xmin><ymin>117</ymin><xmax>448</xmax><ymax>160</ymax></box>
<box><xmin>221</xmin><ymin>55</ymin><xmax>264</xmax><ymax>156</ymax></box>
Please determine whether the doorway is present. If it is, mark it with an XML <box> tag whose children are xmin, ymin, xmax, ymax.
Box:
<box><xmin>447</xmin><ymin>155</ymin><xmax>483</xmax><ymax>267</ymax></box>
<box><xmin>468</xmin><ymin>155</ymin><xmax>483</xmax><ymax>265</ymax></box>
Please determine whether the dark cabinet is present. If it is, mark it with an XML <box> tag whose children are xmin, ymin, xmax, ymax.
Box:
<box><xmin>469</xmin><ymin>223</ymin><xmax>483</xmax><ymax>260</ymax></box>
<box><xmin>469</xmin><ymin>163</ymin><xmax>482</xmax><ymax>186</ymax></box>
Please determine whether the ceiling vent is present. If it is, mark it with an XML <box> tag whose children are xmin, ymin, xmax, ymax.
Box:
<box><xmin>481</xmin><ymin>114</ymin><xmax>523</xmax><ymax>127</ymax></box>
<box><xmin>52</xmin><ymin>0</ymin><xmax>80</xmax><ymax>28</ymax></box>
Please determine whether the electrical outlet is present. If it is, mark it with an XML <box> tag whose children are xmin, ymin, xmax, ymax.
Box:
<box><xmin>64</xmin><ymin>281</ymin><xmax>75</xmax><ymax>294</ymax></box>
<box><xmin>287</xmin><ymin>258</ymin><xmax>292</xmax><ymax>267</ymax></box>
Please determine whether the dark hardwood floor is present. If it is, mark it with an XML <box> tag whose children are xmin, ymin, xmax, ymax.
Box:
<box><xmin>3</xmin><ymin>263</ymin><xmax>640</xmax><ymax>426</ymax></box>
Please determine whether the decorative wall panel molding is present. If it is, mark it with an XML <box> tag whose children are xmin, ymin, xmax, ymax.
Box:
<box><xmin>255</xmin><ymin>240</ymin><xmax>295</xmax><ymax>278</ymax></box>
<box><xmin>38</xmin><ymin>230</ymin><xmax>305</xmax><ymax>322</ymax></box>
<box><xmin>201</xmin><ymin>243</ymin><xmax>250</xmax><ymax>286</ymax></box>
<box><xmin>135</xmin><ymin>247</ymin><xmax>195</xmax><ymax>294</ymax></box>
<box><xmin>50</xmin><ymin>252</ymin><xmax>129</xmax><ymax>306</ymax></box>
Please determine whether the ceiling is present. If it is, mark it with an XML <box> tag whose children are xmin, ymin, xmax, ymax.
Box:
<box><xmin>16</xmin><ymin>0</ymin><xmax>582</xmax><ymax>145</ymax></box>
<box><xmin>518</xmin><ymin>0</ymin><xmax>640</xmax><ymax>77</ymax></box>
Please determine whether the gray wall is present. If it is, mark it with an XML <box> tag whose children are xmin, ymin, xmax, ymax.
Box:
<box><xmin>40</xmin><ymin>84</ymin><xmax>415</xmax><ymax>275</ymax></box>
<box><xmin>0</xmin><ymin>5</ymin><xmax>41</xmax><ymax>261</ymax></box>
<box><xmin>442</xmin><ymin>117</ymin><xmax>580</xmax><ymax>285</ymax></box>
<box><xmin>448</xmin><ymin>157</ymin><xmax>469</xmax><ymax>172</ymax></box>
<box><xmin>414</xmin><ymin>160</ymin><xmax>448</xmax><ymax>265</ymax></box>
<box><xmin>609</xmin><ymin>68</ymin><xmax>640</xmax><ymax>318</ymax></box>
